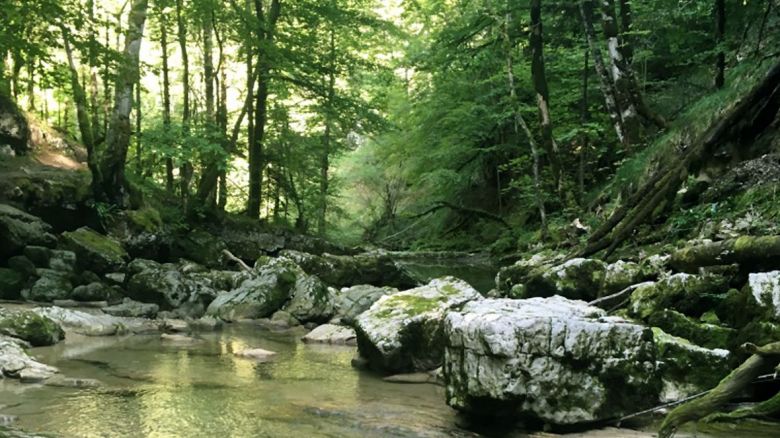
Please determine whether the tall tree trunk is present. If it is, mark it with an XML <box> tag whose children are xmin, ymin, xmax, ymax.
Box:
<box><xmin>88</xmin><ymin>0</ymin><xmax>100</xmax><ymax>140</ymax></box>
<box><xmin>135</xmin><ymin>75</ymin><xmax>142</xmax><ymax>174</ymax></box>
<box><xmin>247</xmin><ymin>0</ymin><xmax>281</xmax><ymax>218</ymax></box>
<box><xmin>618</xmin><ymin>0</ymin><xmax>633</xmax><ymax>63</ymax></box>
<box><xmin>530</xmin><ymin>0</ymin><xmax>563</xmax><ymax>194</ymax></box>
<box><xmin>715</xmin><ymin>0</ymin><xmax>726</xmax><ymax>88</ymax></box>
<box><xmin>580</xmin><ymin>0</ymin><xmax>625</xmax><ymax>144</ymax></box>
<box><xmin>203</xmin><ymin>6</ymin><xmax>215</xmax><ymax>122</ymax></box>
<box><xmin>176</xmin><ymin>0</ymin><xmax>192</xmax><ymax>206</ymax></box>
<box><xmin>318</xmin><ymin>27</ymin><xmax>336</xmax><ymax>236</ymax></box>
<box><xmin>159</xmin><ymin>5</ymin><xmax>174</xmax><ymax>192</ymax></box>
<box><xmin>61</xmin><ymin>28</ymin><xmax>96</xmax><ymax>159</ymax></box>
<box><xmin>217</xmin><ymin>69</ymin><xmax>228</xmax><ymax>210</ymax></box>
<box><xmin>503</xmin><ymin>11</ymin><xmax>548</xmax><ymax>239</ymax></box>
<box><xmin>579</xmin><ymin>45</ymin><xmax>590</xmax><ymax>200</ymax></box>
<box><xmin>97</xmin><ymin>0</ymin><xmax>149</xmax><ymax>205</ymax></box>
<box><xmin>26</xmin><ymin>60</ymin><xmax>34</xmax><ymax>111</ymax></box>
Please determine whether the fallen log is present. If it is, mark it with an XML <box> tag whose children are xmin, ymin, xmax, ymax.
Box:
<box><xmin>658</xmin><ymin>341</ymin><xmax>780</xmax><ymax>438</ymax></box>
<box><xmin>669</xmin><ymin>235</ymin><xmax>780</xmax><ymax>272</ymax></box>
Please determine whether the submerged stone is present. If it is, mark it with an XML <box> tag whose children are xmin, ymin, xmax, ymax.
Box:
<box><xmin>443</xmin><ymin>296</ymin><xmax>659</xmax><ymax>425</ymax></box>
<box><xmin>234</xmin><ymin>348</ymin><xmax>276</xmax><ymax>361</ymax></box>
<box><xmin>302</xmin><ymin>324</ymin><xmax>357</xmax><ymax>345</ymax></box>
<box><xmin>354</xmin><ymin>277</ymin><xmax>481</xmax><ymax>373</ymax></box>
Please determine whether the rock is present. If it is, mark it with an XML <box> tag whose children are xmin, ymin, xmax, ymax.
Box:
<box><xmin>0</xmin><ymin>268</ymin><xmax>24</xmax><ymax>299</ymax></box>
<box><xmin>22</xmin><ymin>245</ymin><xmax>51</xmax><ymax>267</ymax></box>
<box><xmin>71</xmin><ymin>282</ymin><xmax>113</xmax><ymax>302</ymax></box>
<box><xmin>44</xmin><ymin>375</ymin><xmax>102</xmax><ymax>388</ymax></box>
<box><xmin>302</xmin><ymin>324</ymin><xmax>357</xmax><ymax>345</ymax></box>
<box><xmin>160</xmin><ymin>333</ymin><xmax>201</xmax><ymax>344</ymax></box>
<box><xmin>639</xmin><ymin>254</ymin><xmax>672</xmax><ymax>279</ymax></box>
<box><xmin>48</xmin><ymin>250</ymin><xmax>77</xmax><ymax>273</ymax></box>
<box><xmin>206</xmin><ymin>258</ymin><xmax>298</xmax><ymax>321</ymax></box>
<box><xmin>0</xmin><ymin>204</ymin><xmax>56</xmax><ymax>259</ymax></box>
<box><xmin>24</xmin><ymin>268</ymin><xmax>72</xmax><ymax>302</ymax></box>
<box><xmin>125</xmin><ymin>259</ymin><xmax>217</xmax><ymax>316</ymax></box>
<box><xmin>7</xmin><ymin>255</ymin><xmax>36</xmax><ymax>279</ymax></box>
<box><xmin>189</xmin><ymin>316</ymin><xmax>222</xmax><ymax>331</ymax></box>
<box><xmin>0</xmin><ymin>94</ymin><xmax>30</xmax><ymax>155</ymax></box>
<box><xmin>443</xmin><ymin>297</ymin><xmax>659</xmax><ymax>424</ymax></box>
<box><xmin>280</xmin><ymin>249</ymin><xmax>417</xmax><ymax>289</ymax></box>
<box><xmin>520</xmin><ymin>258</ymin><xmax>608</xmax><ymax>301</ymax></box>
<box><xmin>383</xmin><ymin>369</ymin><xmax>441</xmax><ymax>385</ymax></box>
<box><xmin>603</xmin><ymin>260</ymin><xmax>645</xmax><ymax>293</ymax></box>
<box><xmin>104</xmin><ymin>272</ymin><xmax>126</xmax><ymax>286</ymax></box>
<box><xmin>332</xmin><ymin>284</ymin><xmax>398</xmax><ymax>325</ymax></box>
<box><xmin>746</xmin><ymin>271</ymin><xmax>780</xmax><ymax>321</ymax></box>
<box><xmin>355</xmin><ymin>277</ymin><xmax>482</xmax><ymax>373</ymax></box>
<box><xmin>652</xmin><ymin>328</ymin><xmax>731</xmax><ymax>403</ymax></box>
<box><xmin>160</xmin><ymin>319</ymin><xmax>189</xmax><ymax>333</ymax></box>
<box><xmin>0</xmin><ymin>309</ymin><xmax>64</xmax><ymax>346</ymax></box>
<box><xmin>103</xmin><ymin>298</ymin><xmax>159</xmax><ymax>318</ymax></box>
<box><xmin>234</xmin><ymin>348</ymin><xmax>276</xmax><ymax>361</ymax></box>
<box><xmin>33</xmin><ymin>306</ymin><xmax>157</xmax><ymax>336</ymax></box>
<box><xmin>647</xmin><ymin>308</ymin><xmax>735</xmax><ymax>350</ymax></box>
<box><xmin>170</xmin><ymin>230</ymin><xmax>227</xmax><ymax>269</ymax></box>
<box><xmin>270</xmin><ymin>310</ymin><xmax>299</xmax><ymax>328</ymax></box>
<box><xmin>190</xmin><ymin>270</ymin><xmax>252</xmax><ymax>292</ymax></box>
<box><xmin>0</xmin><ymin>335</ymin><xmax>58</xmax><ymax>381</ymax></box>
<box><xmin>495</xmin><ymin>250</ymin><xmax>565</xmax><ymax>295</ymax></box>
<box><xmin>60</xmin><ymin>227</ymin><xmax>129</xmax><ymax>274</ymax></box>
<box><xmin>283</xmin><ymin>274</ymin><xmax>335</xmax><ymax>324</ymax></box>
<box><xmin>628</xmin><ymin>273</ymin><xmax>728</xmax><ymax>320</ymax></box>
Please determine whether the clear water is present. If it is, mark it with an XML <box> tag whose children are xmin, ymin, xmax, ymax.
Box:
<box><xmin>0</xmin><ymin>325</ymin><xmax>477</xmax><ymax>438</ymax></box>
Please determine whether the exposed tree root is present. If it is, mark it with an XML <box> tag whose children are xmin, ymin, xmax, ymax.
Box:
<box><xmin>658</xmin><ymin>341</ymin><xmax>780</xmax><ymax>438</ymax></box>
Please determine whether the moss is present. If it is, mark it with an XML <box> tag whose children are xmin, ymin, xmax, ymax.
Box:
<box><xmin>648</xmin><ymin>309</ymin><xmax>735</xmax><ymax>350</ymax></box>
<box><xmin>63</xmin><ymin>227</ymin><xmax>128</xmax><ymax>261</ymax></box>
<box><xmin>0</xmin><ymin>310</ymin><xmax>64</xmax><ymax>346</ymax></box>
<box><xmin>373</xmin><ymin>294</ymin><xmax>444</xmax><ymax>319</ymax></box>
<box><xmin>126</xmin><ymin>207</ymin><xmax>163</xmax><ymax>233</ymax></box>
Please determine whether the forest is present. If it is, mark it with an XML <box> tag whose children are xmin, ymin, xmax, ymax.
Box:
<box><xmin>1</xmin><ymin>0</ymin><xmax>780</xmax><ymax>436</ymax></box>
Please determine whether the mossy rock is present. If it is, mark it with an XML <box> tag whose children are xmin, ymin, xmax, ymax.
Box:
<box><xmin>125</xmin><ymin>207</ymin><xmax>163</xmax><ymax>233</ymax></box>
<box><xmin>0</xmin><ymin>204</ymin><xmax>56</xmax><ymax>259</ymax></box>
<box><xmin>0</xmin><ymin>309</ymin><xmax>64</xmax><ymax>346</ymax></box>
<box><xmin>521</xmin><ymin>258</ymin><xmax>607</xmax><ymax>301</ymax></box>
<box><xmin>0</xmin><ymin>267</ymin><xmax>24</xmax><ymax>299</ymax></box>
<box><xmin>61</xmin><ymin>227</ymin><xmax>129</xmax><ymax>274</ymax></box>
<box><xmin>283</xmin><ymin>274</ymin><xmax>335</xmax><ymax>324</ymax></box>
<box><xmin>629</xmin><ymin>273</ymin><xmax>729</xmax><ymax>320</ymax></box>
<box><xmin>24</xmin><ymin>268</ymin><xmax>73</xmax><ymax>302</ymax></box>
<box><xmin>647</xmin><ymin>309</ymin><xmax>735</xmax><ymax>350</ymax></box>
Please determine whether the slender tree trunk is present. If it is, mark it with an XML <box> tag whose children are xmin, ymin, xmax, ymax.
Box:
<box><xmin>618</xmin><ymin>0</ymin><xmax>633</xmax><ymax>63</ymax></box>
<box><xmin>203</xmin><ymin>6</ymin><xmax>215</xmax><ymax>122</ymax></box>
<box><xmin>530</xmin><ymin>0</ymin><xmax>563</xmax><ymax>194</ymax></box>
<box><xmin>88</xmin><ymin>0</ymin><xmax>100</xmax><ymax>139</ymax></box>
<box><xmin>159</xmin><ymin>6</ymin><xmax>174</xmax><ymax>192</ymax></box>
<box><xmin>580</xmin><ymin>0</ymin><xmax>625</xmax><ymax>144</ymax></box>
<box><xmin>176</xmin><ymin>0</ymin><xmax>192</xmax><ymax>206</ymax></box>
<box><xmin>62</xmin><ymin>28</ymin><xmax>96</xmax><ymax>156</ymax></box>
<box><xmin>247</xmin><ymin>0</ymin><xmax>281</xmax><ymax>218</ymax></box>
<box><xmin>503</xmin><ymin>11</ymin><xmax>547</xmax><ymax>239</ymax></box>
<box><xmin>26</xmin><ymin>60</ymin><xmax>34</xmax><ymax>111</ymax></box>
<box><xmin>135</xmin><ymin>76</ymin><xmax>142</xmax><ymax>174</ymax></box>
<box><xmin>579</xmin><ymin>45</ymin><xmax>590</xmax><ymax>200</ymax></box>
<box><xmin>217</xmin><ymin>69</ymin><xmax>228</xmax><ymax>210</ymax></box>
<box><xmin>755</xmin><ymin>0</ymin><xmax>773</xmax><ymax>57</ymax></box>
<box><xmin>98</xmin><ymin>0</ymin><xmax>149</xmax><ymax>205</ymax></box>
<box><xmin>318</xmin><ymin>28</ymin><xmax>336</xmax><ymax>236</ymax></box>
<box><xmin>715</xmin><ymin>0</ymin><xmax>726</xmax><ymax>88</ymax></box>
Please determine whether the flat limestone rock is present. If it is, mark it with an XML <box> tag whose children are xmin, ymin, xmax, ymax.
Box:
<box><xmin>234</xmin><ymin>348</ymin><xmax>277</xmax><ymax>361</ymax></box>
<box><xmin>302</xmin><ymin>324</ymin><xmax>357</xmax><ymax>346</ymax></box>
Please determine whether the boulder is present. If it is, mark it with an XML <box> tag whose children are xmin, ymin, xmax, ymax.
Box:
<box><xmin>22</xmin><ymin>245</ymin><xmax>51</xmax><ymax>267</ymax></box>
<box><xmin>33</xmin><ymin>306</ymin><xmax>158</xmax><ymax>336</ymax></box>
<box><xmin>647</xmin><ymin>309</ymin><xmax>735</xmax><ymax>350</ymax></box>
<box><xmin>746</xmin><ymin>271</ymin><xmax>780</xmax><ymax>321</ymax></box>
<box><xmin>269</xmin><ymin>310</ymin><xmax>300</xmax><ymax>328</ymax></box>
<box><xmin>0</xmin><ymin>268</ymin><xmax>24</xmax><ymax>299</ymax></box>
<box><xmin>24</xmin><ymin>269</ymin><xmax>72</xmax><ymax>302</ymax></box>
<box><xmin>443</xmin><ymin>297</ymin><xmax>659</xmax><ymax>424</ymax></box>
<box><xmin>628</xmin><ymin>273</ymin><xmax>729</xmax><ymax>320</ymax></box>
<box><xmin>495</xmin><ymin>250</ymin><xmax>565</xmax><ymax>295</ymax></box>
<box><xmin>332</xmin><ymin>284</ymin><xmax>398</xmax><ymax>325</ymax></box>
<box><xmin>302</xmin><ymin>324</ymin><xmax>357</xmax><ymax>345</ymax></box>
<box><xmin>0</xmin><ymin>94</ymin><xmax>30</xmax><ymax>155</ymax></box>
<box><xmin>60</xmin><ymin>227</ymin><xmax>129</xmax><ymax>274</ymax></box>
<box><xmin>280</xmin><ymin>249</ymin><xmax>417</xmax><ymax>289</ymax></box>
<box><xmin>170</xmin><ymin>230</ymin><xmax>226</xmax><ymax>268</ymax></box>
<box><xmin>354</xmin><ymin>277</ymin><xmax>481</xmax><ymax>373</ymax></box>
<box><xmin>71</xmin><ymin>282</ymin><xmax>113</xmax><ymax>302</ymax></box>
<box><xmin>103</xmin><ymin>298</ymin><xmax>159</xmax><ymax>318</ymax></box>
<box><xmin>603</xmin><ymin>260</ymin><xmax>646</xmax><ymax>293</ymax></box>
<box><xmin>0</xmin><ymin>309</ymin><xmax>64</xmax><ymax>346</ymax></box>
<box><xmin>283</xmin><ymin>274</ymin><xmax>335</xmax><ymax>324</ymax></box>
<box><xmin>652</xmin><ymin>328</ymin><xmax>731</xmax><ymax>403</ymax></box>
<box><xmin>7</xmin><ymin>255</ymin><xmax>36</xmax><ymax>279</ymax></box>
<box><xmin>0</xmin><ymin>204</ymin><xmax>56</xmax><ymax>259</ymax></box>
<box><xmin>0</xmin><ymin>336</ymin><xmax>58</xmax><ymax>382</ymax></box>
<box><xmin>48</xmin><ymin>250</ymin><xmax>77</xmax><ymax>273</ymax></box>
<box><xmin>125</xmin><ymin>259</ymin><xmax>217</xmax><ymax>316</ymax></box>
<box><xmin>519</xmin><ymin>258</ymin><xmax>607</xmax><ymax>301</ymax></box>
<box><xmin>206</xmin><ymin>258</ymin><xmax>299</xmax><ymax>321</ymax></box>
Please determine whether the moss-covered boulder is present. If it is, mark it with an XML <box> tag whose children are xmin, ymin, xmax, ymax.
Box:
<box><xmin>23</xmin><ymin>269</ymin><xmax>72</xmax><ymax>302</ymax></box>
<box><xmin>282</xmin><ymin>274</ymin><xmax>335</xmax><ymax>324</ymax></box>
<box><xmin>0</xmin><ymin>204</ymin><xmax>56</xmax><ymax>259</ymax></box>
<box><xmin>0</xmin><ymin>268</ymin><xmax>25</xmax><ymax>299</ymax></box>
<box><xmin>746</xmin><ymin>271</ymin><xmax>780</xmax><ymax>322</ymax></box>
<box><xmin>652</xmin><ymin>328</ymin><xmax>731</xmax><ymax>403</ymax></box>
<box><xmin>103</xmin><ymin>298</ymin><xmax>159</xmax><ymax>318</ymax></box>
<box><xmin>206</xmin><ymin>258</ymin><xmax>299</xmax><ymax>321</ymax></box>
<box><xmin>519</xmin><ymin>258</ymin><xmax>607</xmax><ymax>301</ymax></box>
<box><xmin>0</xmin><ymin>309</ymin><xmax>64</xmax><ymax>346</ymax></box>
<box><xmin>494</xmin><ymin>250</ymin><xmax>564</xmax><ymax>295</ymax></box>
<box><xmin>280</xmin><ymin>249</ymin><xmax>417</xmax><ymax>289</ymax></box>
<box><xmin>647</xmin><ymin>309</ymin><xmax>735</xmax><ymax>350</ymax></box>
<box><xmin>125</xmin><ymin>259</ymin><xmax>217</xmax><ymax>316</ymax></box>
<box><xmin>628</xmin><ymin>273</ymin><xmax>729</xmax><ymax>319</ymax></box>
<box><xmin>443</xmin><ymin>297</ymin><xmax>659</xmax><ymax>424</ymax></box>
<box><xmin>354</xmin><ymin>277</ymin><xmax>481</xmax><ymax>373</ymax></box>
<box><xmin>604</xmin><ymin>260</ymin><xmax>647</xmax><ymax>293</ymax></box>
<box><xmin>61</xmin><ymin>227</ymin><xmax>129</xmax><ymax>274</ymax></box>
<box><xmin>71</xmin><ymin>282</ymin><xmax>113</xmax><ymax>302</ymax></box>
<box><xmin>170</xmin><ymin>229</ymin><xmax>226</xmax><ymax>269</ymax></box>
<box><xmin>332</xmin><ymin>284</ymin><xmax>398</xmax><ymax>325</ymax></box>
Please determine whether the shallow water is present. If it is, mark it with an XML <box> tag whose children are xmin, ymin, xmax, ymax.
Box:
<box><xmin>0</xmin><ymin>325</ymin><xmax>475</xmax><ymax>438</ymax></box>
